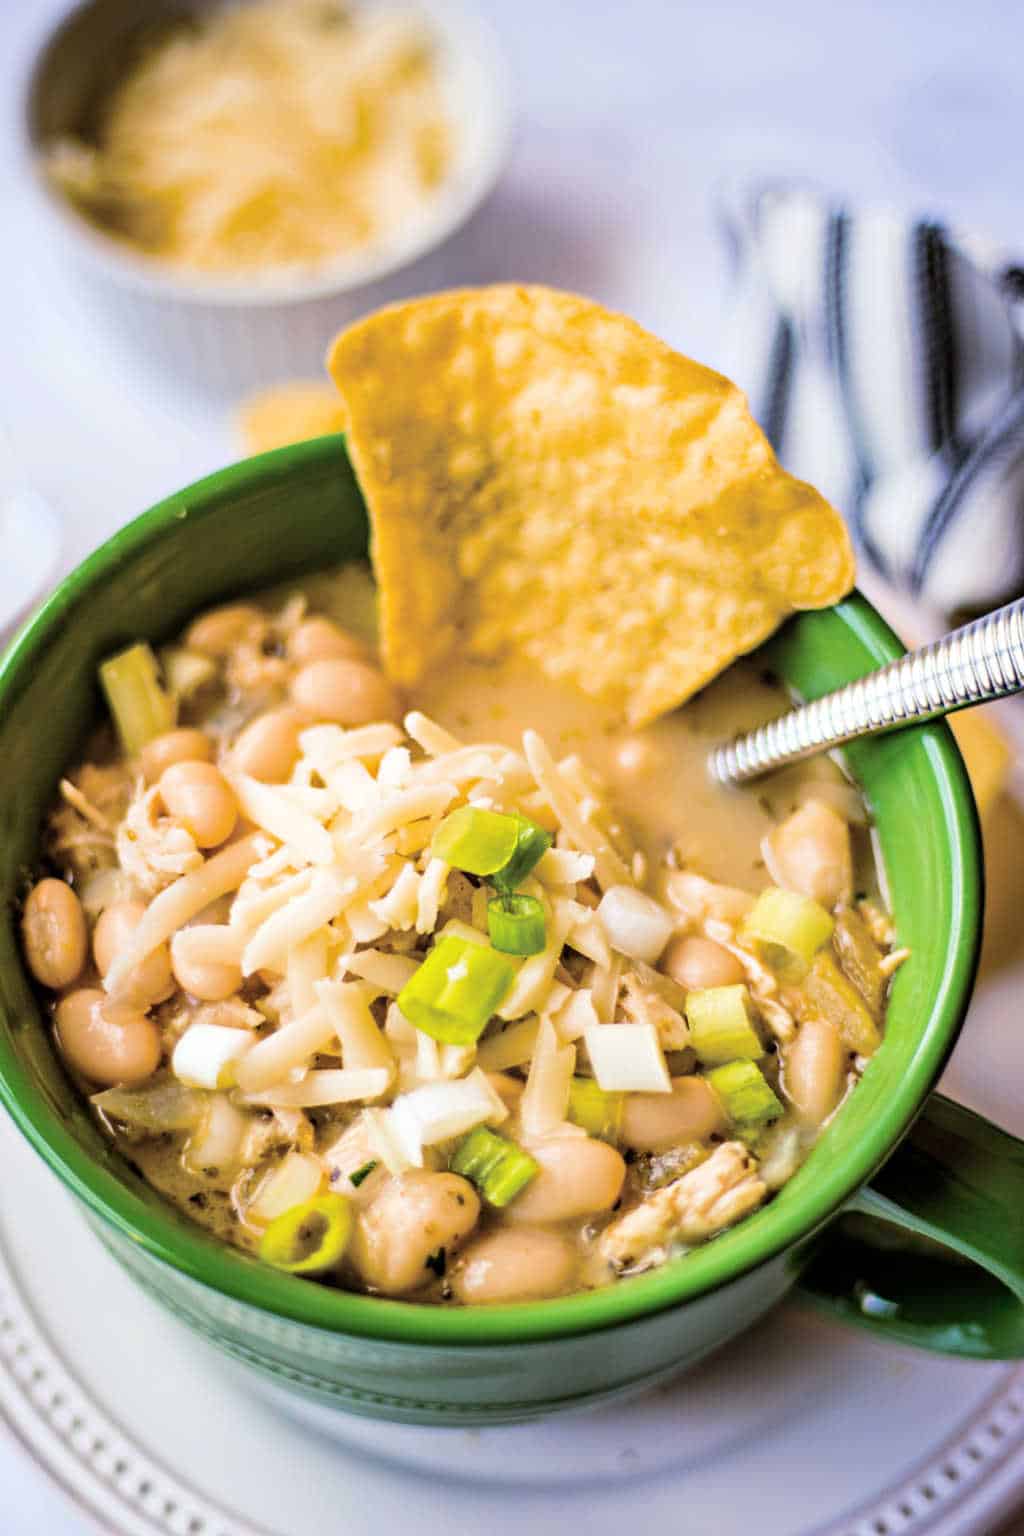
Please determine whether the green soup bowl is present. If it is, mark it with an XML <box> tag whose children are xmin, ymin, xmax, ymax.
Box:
<box><xmin>1</xmin><ymin>436</ymin><xmax>1023</xmax><ymax>1428</ymax></box>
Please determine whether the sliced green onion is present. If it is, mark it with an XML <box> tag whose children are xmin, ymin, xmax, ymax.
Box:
<box><xmin>741</xmin><ymin>886</ymin><xmax>834</xmax><ymax>979</ymax></box>
<box><xmin>431</xmin><ymin>807</ymin><xmax>519</xmax><ymax>876</ymax></box>
<box><xmin>493</xmin><ymin>815</ymin><xmax>553</xmax><ymax>892</ymax></box>
<box><xmin>99</xmin><ymin>642</ymin><xmax>177</xmax><ymax>756</ymax></box>
<box><xmin>705</xmin><ymin>1060</ymin><xmax>784</xmax><ymax>1127</ymax></box>
<box><xmin>258</xmin><ymin>1192</ymin><xmax>353</xmax><ymax>1275</ymax></box>
<box><xmin>567</xmin><ymin>1076</ymin><xmax>624</xmax><ymax>1142</ymax></box>
<box><xmin>397</xmin><ymin>935</ymin><xmax>516</xmax><ymax>1045</ymax></box>
<box><xmin>349</xmin><ymin>1159</ymin><xmax>378</xmax><ymax>1189</ymax></box>
<box><xmin>487</xmin><ymin>894</ymin><xmax>546</xmax><ymax>955</ymax></box>
<box><xmin>450</xmin><ymin>1125</ymin><xmax>539</xmax><ymax>1206</ymax></box>
<box><xmin>686</xmin><ymin>984</ymin><xmax>764</xmax><ymax>1065</ymax></box>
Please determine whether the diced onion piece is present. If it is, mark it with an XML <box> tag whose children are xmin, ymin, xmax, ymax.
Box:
<box><xmin>567</xmin><ymin>1077</ymin><xmax>624</xmax><ymax>1142</ymax></box>
<box><xmin>686</xmin><ymin>984</ymin><xmax>764</xmax><ymax>1065</ymax></box>
<box><xmin>520</xmin><ymin>1016</ymin><xmax>575</xmax><ymax>1137</ymax></box>
<box><xmin>99</xmin><ymin>641</ymin><xmax>176</xmax><ymax>755</ymax></box>
<box><xmin>241</xmin><ymin>871</ymin><xmax>354</xmax><ymax>976</ymax></box>
<box><xmin>316</xmin><ymin>979</ymin><xmax>394</xmax><ymax>1072</ymax></box>
<box><xmin>104</xmin><ymin>833</ymin><xmax>266</xmax><ymax>995</ymax></box>
<box><xmin>183</xmin><ymin>1093</ymin><xmax>248</xmax><ymax>1174</ymax></box>
<box><xmin>247</xmin><ymin>1151</ymin><xmax>324</xmax><ymax>1225</ymax></box>
<box><xmin>398</xmin><ymin>936</ymin><xmax>516</xmax><ymax>1045</ymax></box>
<box><xmin>363</xmin><ymin>1105</ymin><xmax>416</xmax><ymax>1175</ymax></box>
<box><xmin>551</xmin><ymin>988</ymin><xmax>599</xmax><ymax>1042</ymax></box>
<box><xmin>91</xmin><ymin>1077</ymin><xmax>203</xmax><ymax>1132</ymax></box>
<box><xmin>234</xmin><ymin>1005</ymin><xmax>337</xmax><ymax>1092</ymax></box>
<box><xmin>321</xmin><ymin>1120</ymin><xmax>388</xmax><ymax>1203</ymax></box>
<box><xmin>741</xmin><ymin>887</ymin><xmax>834</xmax><ymax>979</ymax></box>
<box><xmin>596</xmin><ymin>886</ymin><xmax>674</xmax><ymax>964</ymax></box>
<box><xmin>477</xmin><ymin>1016</ymin><xmax>540</xmax><ymax>1071</ymax></box>
<box><xmin>240</xmin><ymin>1068</ymin><xmax>393</xmax><ymax>1108</ymax></box>
<box><xmin>415</xmin><ymin>1031</ymin><xmax>443</xmax><ymax>1081</ymax></box>
<box><xmin>259</xmin><ymin>1192</ymin><xmax>353</xmax><ymax>1275</ymax></box>
<box><xmin>583</xmin><ymin>1022</ymin><xmax>671</xmax><ymax>1093</ymax></box>
<box><xmin>231</xmin><ymin>774</ymin><xmax>335</xmax><ymax>866</ymax></box>
<box><xmin>705</xmin><ymin>1060</ymin><xmax>784</xmax><ymax>1127</ymax></box>
<box><xmin>449</xmin><ymin>1125</ymin><xmax>539</xmax><ymax>1206</ymax></box>
<box><xmin>389</xmin><ymin>1068</ymin><xmax>509</xmax><ymax>1166</ymax></box>
<box><xmin>341</xmin><ymin>948</ymin><xmax>419</xmax><ymax>996</ymax></box>
<box><xmin>172</xmin><ymin>1023</ymin><xmax>254</xmax><ymax>1089</ymax></box>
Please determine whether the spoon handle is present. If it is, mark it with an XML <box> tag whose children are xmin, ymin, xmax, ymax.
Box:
<box><xmin>709</xmin><ymin>597</ymin><xmax>1024</xmax><ymax>786</ymax></box>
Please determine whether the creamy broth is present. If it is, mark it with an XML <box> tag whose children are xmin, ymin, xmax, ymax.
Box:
<box><xmin>26</xmin><ymin>566</ymin><xmax>900</xmax><ymax>1303</ymax></box>
<box><xmin>418</xmin><ymin>655</ymin><xmax>875</xmax><ymax>899</ymax></box>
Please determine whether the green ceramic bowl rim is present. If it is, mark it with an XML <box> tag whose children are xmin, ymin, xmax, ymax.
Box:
<box><xmin>0</xmin><ymin>439</ymin><xmax>982</xmax><ymax>1348</ymax></box>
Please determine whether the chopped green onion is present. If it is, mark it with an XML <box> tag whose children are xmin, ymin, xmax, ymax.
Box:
<box><xmin>487</xmin><ymin>893</ymin><xmax>546</xmax><ymax>955</ymax></box>
<box><xmin>258</xmin><ymin>1192</ymin><xmax>353</xmax><ymax>1275</ymax></box>
<box><xmin>397</xmin><ymin>935</ymin><xmax>516</xmax><ymax>1045</ymax></box>
<box><xmin>431</xmin><ymin>807</ymin><xmax>519</xmax><ymax>876</ymax></box>
<box><xmin>493</xmin><ymin>815</ymin><xmax>553</xmax><ymax>892</ymax></box>
<box><xmin>686</xmin><ymin>984</ymin><xmax>764</xmax><ymax>1065</ymax></box>
<box><xmin>705</xmin><ymin>1060</ymin><xmax>784</xmax><ymax>1127</ymax></box>
<box><xmin>99</xmin><ymin>642</ymin><xmax>177</xmax><ymax>756</ymax></box>
<box><xmin>349</xmin><ymin>1159</ymin><xmax>378</xmax><ymax>1189</ymax></box>
<box><xmin>450</xmin><ymin>1125</ymin><xmax>539</xmax><ymax>1206</ymax></box>
<box><xmin>430</xmin><ymin>806</ymin><xmax>553</xmax><ymax>891</ymax></box>
<box><xmin>567</xmin><ymin>1076</ymin><xmax>623</xmax><ymax>1142</ymax></box>
<box><xmin>741</xmin><ymin>887</ymin><xmax>834</xmax><ymax>979</ymax></box>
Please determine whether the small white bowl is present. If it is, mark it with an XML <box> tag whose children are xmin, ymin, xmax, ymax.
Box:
<box><xmin>20</xmin><ymin>0</ymin><xmax>513</xmax><ymax>398</ymax></box>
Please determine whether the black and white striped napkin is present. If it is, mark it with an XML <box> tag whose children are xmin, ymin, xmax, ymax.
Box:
<box><xmin>719</xmin><ymin>183</ymin><xmax>1024</xmax><ymax>615</ymax></box>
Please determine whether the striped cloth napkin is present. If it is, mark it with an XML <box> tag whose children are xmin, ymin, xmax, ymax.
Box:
<box><xmin>718</xmin><ymin>183</ymin><xmax>1024</xmax><ymax>615</ymax></box>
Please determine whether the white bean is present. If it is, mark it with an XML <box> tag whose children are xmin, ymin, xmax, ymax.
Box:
<box><xmin>349</xmin><ymin>1171</ymin><xmax>480</xmax><ymax>1295</ymax></box>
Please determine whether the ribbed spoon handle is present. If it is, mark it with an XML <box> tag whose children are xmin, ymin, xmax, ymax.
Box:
<box><xmin>709</xmin><ymin>597</ymin><xmax>1024</xmax><ymax>786</ymax></box>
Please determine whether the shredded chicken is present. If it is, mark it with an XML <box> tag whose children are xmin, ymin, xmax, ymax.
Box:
<box><xmin>48</xmin><ymin>763</ymin><xmax>132</xmax><ymax>880</ymax></box>
<box><xmin>116</xmin><ymin>781</ymin><xmax>203</xmax><ymax>895</ymax></box>
<box><xmin>858</xmin><ymin>898</ymin><xmax>896</xmax><ymax>948</ymax></box>
<box><xmin>619</xmin><ymin>970</ymin><xmax>689</xmax><ymax>1049</ymax></box>
<box><xmin>600</xmin><ymin>1142</ymin><xmax>768</xmax><ymax>1271</ymax></box>
<box><xmin>240</xmin><ymin>1106</ymin><xmax>314</xmax><ymax>1166</ymax></box>
<box><xmin>224</xmin><ymin>642</ymin><xmax>292</xmax><ymax>696</ymax></box>
<box><xmin>704</xmin><ymin>917</ymin><xmax>796</xmax><ymax>1044</ymax></box>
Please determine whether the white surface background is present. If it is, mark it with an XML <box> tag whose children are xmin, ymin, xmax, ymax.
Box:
<box><xmin>1</xmin><ymin>0</ymin><xmax>1024</xmax><ymax>1530</ymax></box>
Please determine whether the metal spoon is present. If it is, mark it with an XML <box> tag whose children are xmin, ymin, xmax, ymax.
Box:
<box><xmin>709</xmin><ymin>597</ymin><xmax>1024</xmax><ymax>786</ymax></box>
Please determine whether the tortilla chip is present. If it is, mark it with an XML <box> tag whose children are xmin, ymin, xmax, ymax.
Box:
<box><xmin>239</xmin><ymin>381</ymin><xmax>346</xmax><ymax>455</ymax></box>
<box><xmin>328</xmin><ymin>285</ymin><xmax>855</xmax><ymax>726</ymax></box>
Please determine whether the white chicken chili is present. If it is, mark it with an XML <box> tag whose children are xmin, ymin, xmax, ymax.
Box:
<box><xmin>21</xmin><ymin>565</ymin><xmax>904</xmax><ymax>1302</ymax></box>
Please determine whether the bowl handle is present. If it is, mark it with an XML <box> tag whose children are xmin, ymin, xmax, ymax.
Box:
<box><xmin>795</xmin><ymin>1094</ymin><xmax>1024</xmax><ymax>1357</ymax></box>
